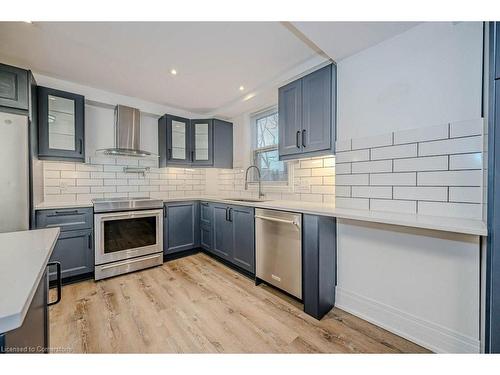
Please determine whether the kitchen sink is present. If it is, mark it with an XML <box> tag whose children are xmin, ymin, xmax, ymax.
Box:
<box><xmin>225</xmin><ymin>198</ymin><xmax>268</xmax><ymax>203</ymax></box>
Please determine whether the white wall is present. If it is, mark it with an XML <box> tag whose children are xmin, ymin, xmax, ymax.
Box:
<box><xmin>334</xmin><ymin>22</ymin><xmax>484</xmax><ymax>352</ymax></box>
<box><xmin>337</xmin><ymin>22</ymin><xmax>483</xmax><ymax>139</ymax></box>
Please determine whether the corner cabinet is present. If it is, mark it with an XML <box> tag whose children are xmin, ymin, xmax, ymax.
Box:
<box><xmin>278</xmin><ymin>64</ymin><xmax>336</xmax><ymax>161</ymax></box>
<box><xmin>0</xmin><ymin>63</ymin><xmax>29</xmax><ymax>111</ymax></box>
<box><xmin>164</xmin><ymin>201</ymin><xmax>200</xmax><ymax>255</ymax></box>
<box><xmin>158</xmin><ymin>116</ymin><xmax>232</xmax><ymax>168</ymax></box>
<box><xmin>38</xmin><ymin>86</ymin><xmax>85</xmax><ymax>162</ymax></box>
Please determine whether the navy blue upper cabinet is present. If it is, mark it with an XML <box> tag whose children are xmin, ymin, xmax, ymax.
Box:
<box><xmin>164</xmin><ymin>201</ymin><xmax>200</xmax><ymax>254</ymax></box>
<box><xmin>191</xmin><ymin>119</ymin><xmax>214</xmax><ymax>166</ymax></box>
<box><xmin>0</xmin><ymin>63</ymin><xmax>29</xmax><ymax>111</ymax></box>
<box><xmin>278</xmin><ymin>64</ymin><xmax>336</xmax><ymax>160</ymax></box>
<box><xmin>278</xmin><ymin>79</ymin><xmax>302</xmax><ymax>157</ymax></box>
<box><xmin>159</xmin><ymin>115</ymin><xmax>233</xmax><ymax>168</ymax></box>
<box><xmin>38</xmin><ymin>86</ymin><xmax>85</xmax><ymax>162</ymax></box>
<box><xmin>159</xmin><ymin>114</ymin><xmax>191</xmax><ymax>166</ymax></box>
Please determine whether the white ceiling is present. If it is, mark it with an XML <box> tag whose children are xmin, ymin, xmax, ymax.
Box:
<box><xmin>290</xmin><ymin>22</ymin><xmax>420</xmax><ymax>61</ymax></box>
<box><xmin>0</xmin><ymin>22</ymin><xmax>419</xmax><ymax>118</ymax></box>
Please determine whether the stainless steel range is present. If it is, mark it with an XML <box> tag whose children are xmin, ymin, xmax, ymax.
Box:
<box><xmin>93</xmin><ymin>197</ymin><xmax>164</xmax><ymax>280</ymax></box>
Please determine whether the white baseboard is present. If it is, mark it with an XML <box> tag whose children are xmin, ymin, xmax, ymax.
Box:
<box><xmin>335</xmin><ymin>287</ymin><xmax>480</xmax><ymax>353</ymax></box>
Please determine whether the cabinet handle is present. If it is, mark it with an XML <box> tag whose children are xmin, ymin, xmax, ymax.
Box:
<box><xmin>225</xmin><ymin>207</ymin><xmax>229</xmax><ymax>221</ymax></box>
<box><xmin>302</xmin><ymin>129</ymin><xmax>306</xmax><ymax>147</ymax></box>
<box><xmin>191</xmin><ymin>150</ymin><xmax>195</xmax><ymax>162</ymax></box>
<box><xmin>168</xmin><ymin>149</ymin><xmax>172</xmax><ymax>159</ymax></box>
<box><xmin>88</xmin><ymin>233</ymin><xmax>92</xmax><ymax>249</ymax></box>
<box><xmin>53</xmin><ymin>210</ymin><xmax>79</xmax><ymax>216</ymax></box>
<box><xmin>296</xmin><ymin>131</ymin><xmax>301</xmax><ymax>148</ymax></box>
<box><xmin>228</xmin><ymin>208</ymin><xmax>233</xmax><ymax>222</ymax></box>
<box><xmin>79</xmin><ymin>139</ymin><xmax>83</xmax><ymax>154</ymax></box>
<box><xmin>47</xmin><ymin>261</ymin><xmax>62</xmax><ymax>306</ymax></box>
<box><xmin>163</xmin><ymin>206</ymin><xmax>167</xmax><ymax>218</ymax></box>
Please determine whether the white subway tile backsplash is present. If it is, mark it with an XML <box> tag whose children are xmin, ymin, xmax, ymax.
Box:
<box><xmin>371</xmin><ymin>144</ymin><xmax>417</xmax><ymax>160</ymax></box>
<box><xmin>393</xmin><ymin>124</ymin><xmax>448</xmax><ymax>144</ymax></box>
<box><xmin>323</xmin><ymin>176</ymin><xmax>335</xmax><ymax>185</ymax></box>
<box><xmin>418</xmin><ymin>136</ymin><xmax>482</xmax><ymax>156</ymax></box>
<box><xmin>393</xmin><ymin>187</ymin><xmax>448</xmax><ymax>201</ymax></box>
<box><xmin>351</xmin><ymin>160</ymin><xmax>392</xmax><ymax>174</ymax></box>
<box><xmin>116</xmin><ymin>185</ymin><xmax>139</xmax><ymax>193</ymax></box>
<box><xmin>300</xmin><ymin>159</ymin><xmax>323</xmax><ymax>168</ymax></box>
<box><xmin>60</xmin><ymin>171</ymin><xmax>90</xmax><ymax>179</ymax></box>
<box><xmin>336</xmin><ymin>174</ymin><xmax>369</xmax><ymax>186</ymax></box>
<box><xmin>417</xmin><ymin>170</ymin><xmax>482</xmax><ymax>186</ymax></box>
<box><xmin>311</xmin><ymin>185</ymin><xmax>335</xmax><ymax>194</ymax></box>
<box><xmin>417</xmin><ymin>201</ymin><xmax>482</xmax><ymax>219</ymax></box>
<box><xmin>44</xmin><ymin>170</ymin><xmax>60</xmax><ymax>179</ymax></box>
<box><xmin>311</xmin><ymin>167</ymin><xmax>335</xmax><ymax>177</ymax></box>
<box><xmin>336</xmin><ymin>197</ymin><xmax>369</xmax><ymax>210</ymax></box>
<box><xmin>336</xmin><ymin>139</ymin><xmax>352</xmax><ymax>152</ymax></box>
<box><xmin>77</xmin><ymin>179</ymin><xmax>104</xmax><ymax>186</ymax></box>
<box><xmin>393</xmin><ymin>156</ymin><xmax>448</xmax><ymax>172</ymax></box>
<box><xmin>449</xmin><ymin>153</ymin><xmax>482</xmax><ymax>170</ymax></box>
<box><xmin>335</xmin><ymin>163</ymin><xmax>351</xmax><ymax>175</ymax></box>
<box><xmin>370</xmin><ymin>199</ymin><xmax>417</xmax><ymax>214</ymax></box>
<box><xmin>335</xmin><ymin>149</ymin><xmax>370</xmax><ymax>163</ymax></box>
<box><xmin>449</xmin><ymin>119</ymin><xmax>484</xmax><ymax>138</ymax></box>
<box><xmin>44</xmin><ymin>162</ymin><xmax>75</xmax><ymax>171</ymax></box>
<box><xmin>323</xmin><ymin>157</ymin><xmax>335</xmax><ymax>167</ymax></box>
<box><xmin>352</xmin><ymin>186</ymin><xmax>392</xmax><ymax>199</ymax></box>
<box><xmin>335</xmin><ymin>186</ymin><xmax>351</xmax><ymax>197</ymax></box>
<box><xmin>370</xmin><ymin>172</ymin><xmax>416</xmax><ymax>186</ymax></box>
<box><xmin>352</xmin><ymin>133</ymin><xmax>392</xmax><ymax>150</ymax></box>
<box><xmin>449</xmin><ymin>187</ymin><xmax>482</xmax><ymax>204</ymax></box>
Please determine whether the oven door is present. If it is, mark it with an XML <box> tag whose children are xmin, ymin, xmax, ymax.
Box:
<box><xmin>94</xmin><ymin>209</ymin><xmax>163</xmax><ymax>265</ymax></box>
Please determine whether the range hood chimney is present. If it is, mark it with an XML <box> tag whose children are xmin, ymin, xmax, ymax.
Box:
<box><xmin>99</xmin><ymin>105</ymin><xmax>154</xmax><ymax>157</ymax></box>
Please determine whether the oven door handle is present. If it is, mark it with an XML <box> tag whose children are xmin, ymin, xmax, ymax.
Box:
<box><xmin>99</xmin><ymin>211</ymin><xmax>160</xmax><ymax>221</ymax></box>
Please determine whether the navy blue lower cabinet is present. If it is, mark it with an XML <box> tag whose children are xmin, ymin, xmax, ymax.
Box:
<box><xmin>164</xmin><ymin>201</ymin><xmax>200</xmax><ymax>254</ymax></box>
<box><xmin>302</xmin><ymin>214</ymin><xmax>337</xmax><ymax>320</ymax></box>
<box><xmin>231</xmin><ymin>205</ymin><xmax>255</xmax><ymax>273</ymax></box>
<box><xmin>49</xmin><ymin>229</ymin><xmax>94</xmax><ymax>281</ymax></box>
<box><xmin>0</xmin><ymin>269</ymin><xmax>49</xmax><ymax>353</ymax></box>
<box><xmin>212</xmin><ymin>204</ymin><xmax>233</xmax><ymax>260</ymax></box>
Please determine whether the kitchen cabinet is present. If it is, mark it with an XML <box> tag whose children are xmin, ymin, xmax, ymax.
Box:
<box><xmin>158</xmin><ymin>115</ymin><xmax>233</xmax><ymax>168</ymax></box>
<box><xmin>302</xmin><ymin>214</ymin><xmax>336</xmax><ymax>320</ymax></box>
<box><xmin>159</xmin><ymin>114</ymin><xmax>191</xmax><ymax>166</ymax></box>
<box><xmin>278</xmin><ymin>64</ymin><xmax>336</xmax><ymax>160</ymax></box>
<box><xmin>496</xmin><ymin>23</ymin><xmax>500</xmax><ymax>80</ymax></box>
<box><xmin>0</xmin><ymin>63</ymin><xmax>28</xmax><ymax>111</ymax></box>
<box><xmin>200</xmin><ymin>201</ymin><xmax>213</xmax><ymax>251</ymax></box>
<box><xmin>38</xmin><ymin>86</ymin><xmax>85</xmax><ymax>162</ymax></box>
<box><xmin>49</xmin><ymin>229</ymin><xmax>93</xmax><ymax>281</ymax></box>
<box><xmin>211</xmin><ymin>203</ymin><xmax>255</xmax><ymax>273</ymax></box>
<box><xmin>212</xmin><ymin>204</ymin><xmax>233</xmax><ymax>259</ymax></box>
<box><xmin>191</xmin><ymin>119</ymin><xmax>213</xmax><ymax>166</ymax></box>
<box><xmin>230</xmin><ymin>205</ymin><xmax>255</xmax><ymax>273</ymax></box>
<box><xmin>35</xmin><ymin>207</ymin><xmax>94</xmax><ymax>282</ymax></box>
<box><xmin>164</xmin><ymin>201</ymin><xmax>200</xmax><ymax>254</ymax></box>
<box><xmin>0</xmin><ymin>268</ymin><xmax>49</xmax><ymax>353</ymax></box>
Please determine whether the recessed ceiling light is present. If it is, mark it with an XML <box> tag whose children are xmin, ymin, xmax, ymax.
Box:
<box><xmin>170</xmin><ymin>69</ymin><xmax>177</xmax><ymax>75</ymax></box>
<box><xmin>23</xmin><ymin>21</ymin><xmax>32</xmax><ymax>24</ymax></box>
<box><xmin>239</xmin><ymin>86</ymin><xmax>245</xmax><ymax>91</ymax></box>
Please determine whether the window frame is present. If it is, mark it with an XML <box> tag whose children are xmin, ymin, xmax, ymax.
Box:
<box><xmin>250</xmin><ymin>107</ymin><xmax>292</xmax><ymax>189</ymax></box>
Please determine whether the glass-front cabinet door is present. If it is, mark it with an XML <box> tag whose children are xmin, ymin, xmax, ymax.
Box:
<box><xmin>166</xmin><ymin>115</ymin><xmax>190</xmax><ymax>164</ymax></box>
<box><xmin>191</xmin><ymin>119</ymin><xmax>213</xmax><ymax>166</ymax></box>
<box><xmin>38</xmin><ymin>86</ymin><xmax>85</xmax><ymax>162</ymax></box>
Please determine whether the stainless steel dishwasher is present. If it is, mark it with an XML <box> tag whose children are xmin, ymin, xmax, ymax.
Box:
<box><xmin>255</xmin><ymin>208</ymin><xmax>302</xmax><ymax>299</ymax></box>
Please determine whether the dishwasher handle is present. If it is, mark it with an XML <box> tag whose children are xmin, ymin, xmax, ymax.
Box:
<box><xmin>255</xmin><ymin>214</ymin><xmax>300</xmax><ymax>228</ymax></box>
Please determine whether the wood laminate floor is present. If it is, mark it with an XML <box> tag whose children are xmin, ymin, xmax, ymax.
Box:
<box><xmin>49</xmin><ymin>253</ymin><xmax>429</xmax><ymax>353</ymax></box>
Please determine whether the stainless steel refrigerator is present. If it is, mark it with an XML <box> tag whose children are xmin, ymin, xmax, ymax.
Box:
<box><xmin>0</xmin><ymin>110</ymin><xmax>29</xmax><ymax>233</ymax></box>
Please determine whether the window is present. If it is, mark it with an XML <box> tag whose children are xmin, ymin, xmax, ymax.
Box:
<box><xmin>252</xmin><ymin>109</ymin><xmax>288</xmax><ymax>184</ymax></box>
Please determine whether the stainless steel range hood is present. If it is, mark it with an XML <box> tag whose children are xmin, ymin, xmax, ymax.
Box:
<box><xmin>98</xmin><ymin>105</ymin><xmax>154</xmax><ymax>157</ymax></box>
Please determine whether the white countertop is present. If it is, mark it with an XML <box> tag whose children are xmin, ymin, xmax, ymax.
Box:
<box><xmin>0</xmin><ymin>228</ymin><xmax>60</xmax><ymax>333</ymax></box>
<box><xmin>35</xmin><ymin>197</ymin><xmax>487</xmax><ymax>236</ymax></box>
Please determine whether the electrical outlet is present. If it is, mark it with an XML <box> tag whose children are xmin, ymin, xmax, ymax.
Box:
<box><xmin>60</xmin><ymin>180</ymin><xmax>68</xmax><ymax>191</ymax></box>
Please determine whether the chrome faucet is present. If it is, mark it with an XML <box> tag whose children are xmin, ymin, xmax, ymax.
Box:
<box><xmin>245</xmin><ymin>165</ymin><xmax>264</xmax><ymax>199</ymax></box>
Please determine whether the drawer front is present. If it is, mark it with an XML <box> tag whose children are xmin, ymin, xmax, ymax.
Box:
<box><xmin>36</xmin><ymin>207</ymin><xmax>93</xmax><ymax>232</ymax></box>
